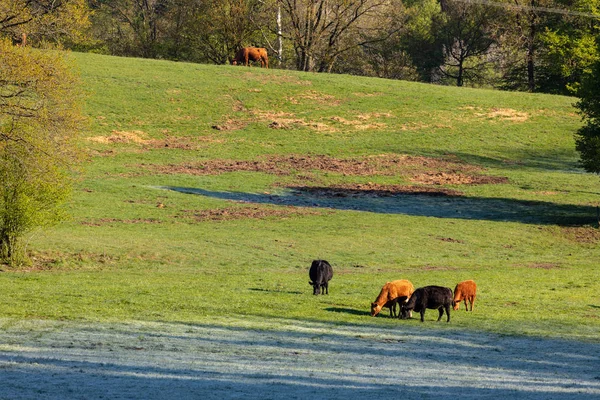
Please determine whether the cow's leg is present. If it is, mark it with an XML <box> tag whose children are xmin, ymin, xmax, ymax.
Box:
<box><xmin>437</xmin><ymin>307</ymin><xmax>444</xmax><ymax>321</ymax></box>
<box><xmin>445</xmin><ymin>305</ymin><xmax>451</xmax><ymax>322</ymax></box>
<box><xmin>420</xmin><ymin>310</ymin><xmax>425</xmax><ymax>322</ymax></box>
<box><xmin>464</xmin><ymin>299</ymin><xmax>468</xmax><ymax>311</ymax></box>
<box><xmin>470</xmin><ymin>295</ymin><xmax>475</xmax><ymax>311</ymax></box>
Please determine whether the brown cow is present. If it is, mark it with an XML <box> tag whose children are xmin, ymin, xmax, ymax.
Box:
<box><xmin>371</xmin><ymin>279</ymin><xmax>414</xmax><ymax>317</ymax></box>
<box><xmin>452</xmin><ymin>280</ymin><xmax>477</xmax><ymax>311</ymax></box>
<box><xmin>232</xmin><ymin>47</ymin><xmax>269</xmax><ymax>68</ymax></box>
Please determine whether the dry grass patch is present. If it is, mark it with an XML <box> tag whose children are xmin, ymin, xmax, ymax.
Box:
<box><xmin>89</xmin><ymin>130</ymin><xmax>225</xmax><ymax>150</ymax></box>
<box><xmin>287</xmin><ymin>90</ymin><xmax>340</xmax><ymax>106</ymax></box>
<box><xmin>89</xmin><ymin>130</ymin><xmax>150</xmax><ymax>144</ymax></box>
<box><xmin>461</xmin><ymin>106</ymin><xmax>529</xmax><ymax>122</ymax></box>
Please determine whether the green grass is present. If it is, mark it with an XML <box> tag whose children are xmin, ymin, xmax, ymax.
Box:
<box><xmin>1</xmin><ymin>52</ymin><xmax>599</xmax><ymax>341</ymax></box>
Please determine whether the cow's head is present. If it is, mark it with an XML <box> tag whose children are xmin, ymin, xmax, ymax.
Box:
<box><xmin>309</xmin><ymin>281</ymin><xmax>320</xmax><ymax>295</ymax></box>
<box><xmin>452</xmin><ymin>300</ymin><xmax>460</xmax><ymax>311</ymax></box>
<box><xmin>370</xmin><ymin>302</ymin><xmax>382</xmax><ymax>316</ymax></box>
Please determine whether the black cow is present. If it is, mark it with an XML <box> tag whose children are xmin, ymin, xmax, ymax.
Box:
<box><xmin>401</xmin><ymin>286</ymin><xmax>453</xmax><ymax>322</ymax></box>
<box><xmin>308</xmin><ymin>260</ymin><xmax>333</xmax><ymax>295</ymax></box>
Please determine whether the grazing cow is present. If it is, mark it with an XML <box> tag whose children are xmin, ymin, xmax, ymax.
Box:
<box><xmin>232</xmin><ymin>47</ymin><xmax>269</xmax><ymax>68</ymax></box>
<box><xmin>308</xmin><ymin>260</ymin><xmax>333</xmax><ymax>295</ymax></box>
<box><xmin>401</xmin><ymin>286</ymin><xmax>453</xmax><ymax>322</ymax></box>
<box><xmin>371</xmin><ymin>279</ymin><xmax>414</xmax><ymax>317</ymax></box>
<box><xmin>453</xmin><ymin>280</ymin><xmax>477</xmax><ymax>311</ymax></box>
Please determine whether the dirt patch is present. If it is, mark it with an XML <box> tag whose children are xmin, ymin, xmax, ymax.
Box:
<box><xmin>176</xmin><ymin>205</ymin><xmax>324</xmax><ymax>222</ymax></box>
<box><xmin>526</xmin><ymin>262</ymin><xmax>562</xmax><ymax>270</ymax></box>
<box><xmin>144</xmin><ymin>154</ymin><xmax>507</xmax><ymax>187</ymax></box>
<box><xmin>80</xmin><ymin>218</ymin><xmax>163</xmax><ymax>226</ymax></box>
<box><xmin>437</xmin><ymin>237</ymin><xmax>465</xmax><ymax>244</ymax></box>
<box><xmin>411</xmin><ymin>172</ymin><xmax>509</xmax><ymax>185</ymax></box>
<box><xmin>560</xmin><ymin>226</ymin><xmax>600</xmax><ymax>243</ymax></box>
<box><xmin>211</xmin><ymin>119</ymin><xmax>248</xmax><ymax>131</ymax></box>
<box><xmin>287</xmin><ymin>183</ymin><xmax>463</xmax><ymax>197</ymax></box>
<box><xmin>421</xmin><ymin>265</ymin><xmax>460</xmax><ymax>271</ymax></box>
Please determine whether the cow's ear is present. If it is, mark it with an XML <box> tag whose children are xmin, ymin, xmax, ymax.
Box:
<box><xmin>308</xmin><ymin>281</ymin><xmax>313</xmax><ymax>285</ymax></box>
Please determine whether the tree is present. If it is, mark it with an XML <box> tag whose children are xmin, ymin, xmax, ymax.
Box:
<box><xmin>0</xmin><ymin>39</ymin><xmax>85</xmax><ymax>266</ymax></box>
<box><xmin>279</xmin><ymin>0</ymin><xmax>386</xmax><ymax>72</ymax></box>
<box><xmin>0</xmin><ymin>0</ymin><xmax>91</xmax><ymax>46</ymax></box>
<box><xmin>435</xmin><ymin>0</ymin><xmax>504</xmax><ymax>86</ymax></box>
<box><xmin>574</xmin><ymin>42</ymin><xmax>600</xmax><ymax>174</ymax></box>
<box><xmin>538</xmin><ymin>0</ymin><xmax>600</xmax><ymax>94</ymax></box>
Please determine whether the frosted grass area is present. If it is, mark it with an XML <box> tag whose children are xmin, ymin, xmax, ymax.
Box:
<box><xmin>0</xmin><ymin>318</ymin><xmax>598</xmax><ymax>399</ymax></box>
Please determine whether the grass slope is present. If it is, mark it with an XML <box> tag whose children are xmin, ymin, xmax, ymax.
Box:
<box><xmin>1</xmin><ymin>52</ymin><xmax>599</xmax><ymax>341</ymax></box>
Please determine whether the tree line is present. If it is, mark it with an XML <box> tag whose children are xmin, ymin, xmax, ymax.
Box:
<box><xmin>1</xmin><ymin>0</ymin><xmax>599</xmax><ymax>94</ymax></box>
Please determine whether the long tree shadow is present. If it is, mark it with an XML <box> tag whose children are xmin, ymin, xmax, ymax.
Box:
<box><xmin>161</xmin><ymin>186</ymin><xmax>596</xmax><ymax>226</ymax></box>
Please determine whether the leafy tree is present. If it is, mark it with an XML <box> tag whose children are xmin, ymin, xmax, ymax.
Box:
<box><xmin>0</xmin><ymin>0</ymin><xmax>91</xmax><ymax>46</ymax></box>
<box><xmin>401</xmin><ymin>0</ymin><xmax>446</xmax><ymax>82</ymax></box>
<box><xmin>434</xmin><ymin>0</ymin><xmax>504</xmax><ymax>86</ymax></box>
<box><xmin>0</xmin><ymin>39</ymin><xmax>85</xmax><ymax>266</ymax></box>
<box><xmin>538</xmin><ymin>0</ymin><xmax>600</xmax><ymax>94</ymax></box>
<box><xmin>574</xmin><ymin>42</ymin><xmax>600</xmax><ymax>174</ymax></box>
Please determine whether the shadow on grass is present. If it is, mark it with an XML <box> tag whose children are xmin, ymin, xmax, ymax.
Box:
<box><xmin>325</xmin><ymin>307</ymin><xmax>371</xmax><ymax>317</ymax></box>
<box><xmin>0</xmin><ymin>318</ymin><xmax>599</xmax><ymax>399</ymax></box>
<box><xmin>161</xmin><ymin>186</ymin><xmax>595</xmax><ymax>226</ymax></box>
<box><xmin>249</xmin><ymin>288</ymin><xmax>303</xmax><ymax>295</ymax></box>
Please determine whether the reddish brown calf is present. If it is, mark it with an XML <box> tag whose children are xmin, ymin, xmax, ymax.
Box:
<box><xmin>453</xmin><ymin>280</ymin><xmax>477</xmax><ymax>311</ymax></box>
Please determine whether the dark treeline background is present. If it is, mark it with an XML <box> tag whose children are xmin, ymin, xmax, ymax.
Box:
<box><xmin>2</xmin><ymin>0</ymin><xmax>599</xmax><ymax>94</ymax></box>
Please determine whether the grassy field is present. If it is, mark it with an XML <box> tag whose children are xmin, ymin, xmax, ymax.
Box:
<box><xmin>1</xmin><ymin>52</ymin><xmax>599</xmax><ymax>342</ymax></box>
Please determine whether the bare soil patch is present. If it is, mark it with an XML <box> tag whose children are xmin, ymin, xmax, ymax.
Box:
<box><xmin>145</xmin><ymin>154</ymin><xmax>505</xmax><ymax>187</ymax></box>
<box><xmin>560</xmin><ymin>226</ymin><xmax>600</xmax><ymax>243</ymax></box>
<box><xmin>175</xmin><ymin>205</ymin><xmax>324</xmax><ymax>222</ymax></box>
<box><xmin>526</xmin><ymin>262</ymin><xmax>562</xmax><ymax>270</ymax></box>
<box><xmin>287</xmin><ymin>184</ymin><xmax>463</xmax><ymax>198</ymax></box>
<box><xmin>411</xmin><ymin>172</ymin><xmax>509</xmax><ymax>185</ymax></box>
<box><xmin>80</xmin><ymin>218</ymin><xmax>163</xmax><ymax>227</ymax></box>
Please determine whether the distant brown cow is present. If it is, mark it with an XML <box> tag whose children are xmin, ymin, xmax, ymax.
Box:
<box><xmin>453</xmin><ymin>280</ymin><xmax>477</xmax><ymax>311</ymax></box>
<box><xmin>371</xmin><ymin>279</ymin><xmax>414</xmax><ymax>317</ymax></box>
<box><xmin>232</xmin><ymin>47</ymin><xmax>269</xmax><ymax>68</ymax></box>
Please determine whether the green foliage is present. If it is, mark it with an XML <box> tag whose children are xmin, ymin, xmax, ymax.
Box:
<box><xmin>575</xmin><ymin>44</ymin><xmax>600</xmax><ymax>173</ymax></box>
<box><xmin>0</xmin><ymin>0</ymin><xmax>92</xmax><ymax>46</ymax></box>
<box><xmin>0</xmin><ymin>40</ymin><xmax>86</xmax><ymax>265</ymax></box>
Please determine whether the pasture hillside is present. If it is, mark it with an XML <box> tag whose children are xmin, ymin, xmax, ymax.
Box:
<box><xmin>1</xmin><ymin>52</ymin><xmax>599</xmax><ymax>344</ymax></box>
